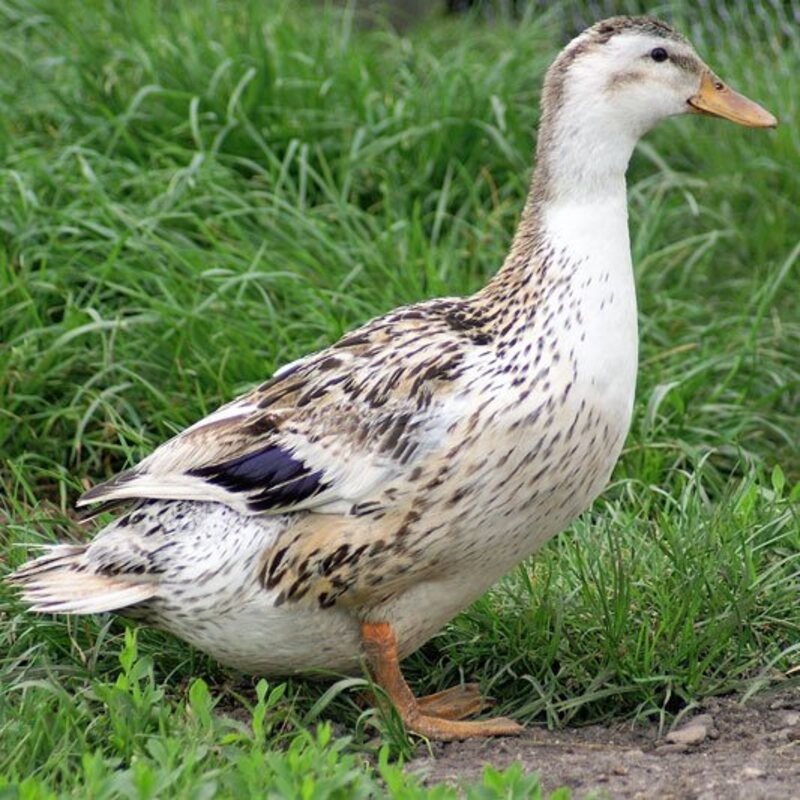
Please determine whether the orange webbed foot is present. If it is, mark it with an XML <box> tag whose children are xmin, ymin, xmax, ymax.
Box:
<box><xmin>361</xmin><ymin>622</ymin><xmax>524</xmax><ymax>741</ymax></box>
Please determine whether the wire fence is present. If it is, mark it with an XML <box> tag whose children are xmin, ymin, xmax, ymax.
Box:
<box><xmin>573</xmin><ymin>0</ymin><xmax>799</xmax><ymax>47</ymax></box>
<box><xmin>444</xmin><ymin>0</ymin><xmax>800</xmax><ymax>50</ymax></box>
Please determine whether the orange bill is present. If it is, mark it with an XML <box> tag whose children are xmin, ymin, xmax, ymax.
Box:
<box><xmin>688</xmin><ymin>71</ymin><xmax>777</xmax><ymax>128</ymax></box>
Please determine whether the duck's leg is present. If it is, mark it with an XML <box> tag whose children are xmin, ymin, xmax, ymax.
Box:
<box><xmin>361</xmin><ymin>621</ymin><xmax>523</xmax><ymax>740</ymax></box>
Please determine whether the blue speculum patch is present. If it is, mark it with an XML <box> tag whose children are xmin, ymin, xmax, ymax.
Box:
<box><xmin>191</xmin><ymin>445</ymin><xmax>327</xmax><ymax>511</ymax></box>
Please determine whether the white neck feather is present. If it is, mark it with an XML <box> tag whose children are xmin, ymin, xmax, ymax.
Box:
<box><xmin>541</xmin><ymin>184</ymin><xmax>638</xmax><ymax>428</ymax></box>
<box><xmin>536</xmin><ymin>99</ymin><xmax>639</xmax><ymax>205</ymax></box>
<box><xmin>543</xmin><ymin>190</ymin><xmax>630</xmax><ymax>270</ymax></box>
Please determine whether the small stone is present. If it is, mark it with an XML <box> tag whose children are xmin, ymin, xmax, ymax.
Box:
<box><xmin>779</xmin><ymin>711</ymin><xmax>800</xmax><ymax>726</ymax></box>
<box><xmin>665</xmin><ymin>723</ymin><xmax>708</xmax><ymax>746</ymax></box>
<box><xmin>741</xmin><ymin>767</ymin><xmax>765</xmax><ymax>779</ymax></box>
<box><xmin>769</xmin><ymin>694</ymin><xmax>795</xmax><ymax>710</ymax></box>
<box><xmin>613</xmin><ymin>764</ymin><xmax>629</xmax><ymax>775</ymax></box>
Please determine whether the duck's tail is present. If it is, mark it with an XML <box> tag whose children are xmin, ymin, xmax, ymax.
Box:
<box><xmin>6</xmin><ymin>544</ymin><xmax>157</xmax><ymax>614</ymax></box>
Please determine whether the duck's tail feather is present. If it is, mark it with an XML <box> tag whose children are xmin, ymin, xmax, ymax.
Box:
<box><xmin>6</xmin><ymin>544</ymin><xmax>157</xmax><ymax>614</ymax></box>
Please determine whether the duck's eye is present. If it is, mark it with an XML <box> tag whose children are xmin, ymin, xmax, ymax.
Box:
<box><xmin>650</xmin><ymin>47</ymin><xmax>669</xmax><ymax>63</ymax></box>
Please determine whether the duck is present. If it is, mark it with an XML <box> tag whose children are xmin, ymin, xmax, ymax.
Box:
<box><xmin>8</xmin><ymin>16</ymin><xmax>776</xmax><ymax>741</ymax></box>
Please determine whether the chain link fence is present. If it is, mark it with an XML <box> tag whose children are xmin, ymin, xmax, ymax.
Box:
<box><xmin>450</xmin><ymin>1</ymin><xmax>798</xmax><ymax>45</ymax></box>
<box><xmin>373</xmin><ymin>0</ymin><xmax>800</xmax><ymax>50</ymax></box>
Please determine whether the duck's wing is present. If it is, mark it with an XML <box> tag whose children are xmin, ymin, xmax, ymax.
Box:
<box><xmin>77</xmin><ymin>302</ymin><xmax>477</xmax><ymax>517</ymax></box>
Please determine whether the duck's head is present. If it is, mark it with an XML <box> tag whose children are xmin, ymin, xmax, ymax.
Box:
<box><xmin>543</xmin><ymin>16</ymin><xmax>777</xmax><ymax>139</ymax></box>
<box><xmin>532</xmin><ymin>16</ymin><xmax>776</xmax><ymax>201</ymax></box>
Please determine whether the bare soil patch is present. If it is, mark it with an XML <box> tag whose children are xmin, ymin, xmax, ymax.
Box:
<box><xmin>408</xmin><ymin>687</ymin><xmax>800</xmax><ymax>799</ymax></box>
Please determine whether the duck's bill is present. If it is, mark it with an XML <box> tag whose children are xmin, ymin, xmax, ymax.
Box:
<box><xmin>688</xmin><ymin>71</ymin><xmax>777</xmax><ymax>128</ymax></box>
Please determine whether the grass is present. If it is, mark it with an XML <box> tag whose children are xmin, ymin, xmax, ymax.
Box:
<box><xmin>1</xmin><ymin>0</ymin><xmax>798</xmax><ymax>795</ymax></box>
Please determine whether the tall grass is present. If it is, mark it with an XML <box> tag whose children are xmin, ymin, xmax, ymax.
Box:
<box><xmin>0</xmin><ymin>0</ymin><xmax>798</xmax><ymax>794</ymax></box>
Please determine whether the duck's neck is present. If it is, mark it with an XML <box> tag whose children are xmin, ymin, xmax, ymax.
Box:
<box><xmin>531</xmin><ymin>102</ymin><xmax>638</xmax><ymax>206</ymax></box>
<box><xmin>479</xmin><ymin>107</ymin><xmax>637</xmax><ymax>307</ymax></box>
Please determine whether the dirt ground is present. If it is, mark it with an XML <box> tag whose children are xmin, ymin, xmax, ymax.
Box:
<box><xmin>408</xmin><ymin>687</ymin><xmax>800</xmax><ymax>799</ymax></box>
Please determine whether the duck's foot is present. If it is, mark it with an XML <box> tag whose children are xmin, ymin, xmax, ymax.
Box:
<box><xmin>417</xmin><ymin>683</ymin><xmax>490</xmax><ymax>720</ymax></box>
<box><xmin>361</xmin><ymin>621</ymin><xmax>523</xmax><ymax>741</ymax></box>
